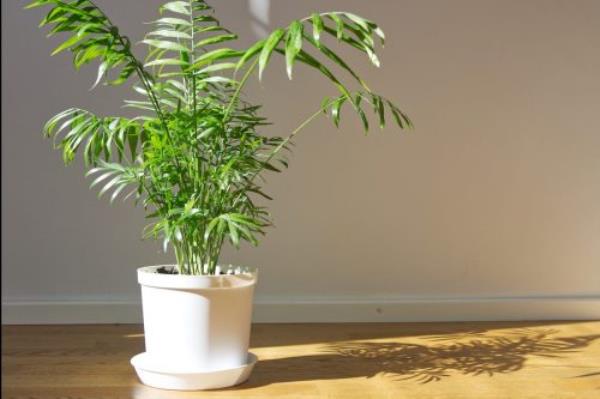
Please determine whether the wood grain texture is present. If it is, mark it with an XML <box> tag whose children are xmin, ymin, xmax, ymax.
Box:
<box><xmin>2</xmin><ymin>321</ymin><xmax>599</xmax><ymax>398</ymax></box>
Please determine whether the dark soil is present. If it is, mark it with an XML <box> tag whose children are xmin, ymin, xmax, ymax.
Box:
<box><xmin>155</xmin><ymin>266</ymin><xmax>229</xmax><ymax>275</ymax></box>
<box><xmin>156</xmin><ymin>266</ymin><xmax>179</xmax><ymax>274</ymax></box>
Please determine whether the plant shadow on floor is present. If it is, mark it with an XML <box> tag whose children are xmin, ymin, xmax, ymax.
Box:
<box><xmin>237</xmin><ymin>328</ymin><xmax>600</xmax><ymax>388</ymax></box>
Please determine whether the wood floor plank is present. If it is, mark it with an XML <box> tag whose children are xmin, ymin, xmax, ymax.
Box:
<box><xmin>2</xmin><ymin>321</ymin><xmax>599</xmax><ymax>398</ymax></box>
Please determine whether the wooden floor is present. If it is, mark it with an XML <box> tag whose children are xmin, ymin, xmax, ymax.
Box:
<box><xmin>2</xmin><ymin>321</ymin><xmax>599</xmax><ymax>398</ymax></box>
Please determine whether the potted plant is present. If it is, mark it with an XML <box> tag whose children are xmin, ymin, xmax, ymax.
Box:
<box><xmin>27</xmin><ymin>0</ymin><xmax>412</xmax><ymax>391</ymax></box>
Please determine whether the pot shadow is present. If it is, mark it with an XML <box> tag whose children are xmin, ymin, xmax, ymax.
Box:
<box><xmin>235</xmin><ymin>328</ymin><xmax>600</xmax><ymax>388</ymax></box>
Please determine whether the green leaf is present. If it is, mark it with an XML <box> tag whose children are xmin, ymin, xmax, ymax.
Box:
<box><xmin>144</xmin><ymin>58</ymin><xmax>188</xmax><ymax>68</ymax></box>
<box><xmin>329</xmin><ymin>14</ymin><xmax>344</xmax><ymax>40</ymax></box>
<box><xmin>51</xmin><ymin>32</ymin><xmax>88</xmax><ymax>55</ymax></box>
<box><xmin>354</xmin><ymin>93</ymin><xmax>370</xmax><ymax>133</ymax></box>
<box><xmin>387</xmin><ymin>100</ymin><xmax>413</xmax><ymax>129</ymax></box>
<box><xmin>160</xmin><ymin>1</ymin><xmax>191</xmax><ymax>15</ymax></box>
<box><xmin>90</xmin><ymin>171</ymin><xmax>117</xmax><ymax>189</ymax></box>
<box><xmin>91</xmin><ymin>61</ymin><xmax>109</xmax><ymax>89</ymax></box>
<box><xmin>110</xmin><ymin>183</ymin><xmax>128</xmax><ymax>203</ymax></box>
<box><xmin>342</xmin><ymin>13</ymin><xmax>370</xmax><ymax>32</ymax></box>
<box><xmin>311</xmin><ymin>13</ymin><xmax>323</xmax><ymax>41</ymax></box>
<box><xmin>74</xmin><ymin>45</ymin><xmax>104</xmax><ymax>70</ymax></box>
<box><xmin>98</xmin><ymin>175</ymin><xmax>123</xmax><ymax>198</ymax></box>
<box><xmin>258</xmin><ymin>28</ymin><xmax>285</xmax><ymax>81</ymax></box>
<box><xmin>76</xmin><ymin>23</ymin><xmax>106</xmax><ymax>38</ymax></box>
<box><xmin>374</xmin><ymin>95</ymin><xmax>385</xmax><ymax>129</ymax></box>
<box><xmin>142</xmin><ymin>39</ymin><xmax>189</xmax><ymax>52</ymax></box>
<box><xmin>196</xmin><ymin>34</ymin><xmax>238</xmax><ymax>48</ymax></box>
<box><xmin>44</xmin><ymin>108</ymin><xmax>79</xmax><ymax>135</ymax></box>
<box><xmin>290</xmin><ymin>49</ymin><xmax>352</xmax><ymax>99</ymax></box>
<box><xmin>228</xmin><ymin>220</ymin><xmax>240</xmax><ymax>247</ymax></box>
<box><xmin>204</xmin><ymin>217</ymin><xmax>223</xmax><ymax>241</ymax></box>
<box><xmin>331</xmin><ymin>96</ymin><xmax>346</xmax><ymax>127</ymax></box>
<box><xmin>190</xmin><ymin>48</ymin><xmax>243</xmax><ymax>69</ymax></box>
<box><xmin>365</xmin><ymin>47</ymin><xmax>380</xmax><ymax>67</ymax></box>
<box><xmin>236</xmin><ymin>38</ymin><xmax>265</xmax><ymax>70</ymax></box>
<box><xmin>25</xmin><ymin>0</ymin><xmax>54</xmax><ymax>10</ymax></box>
<box><xmin>320</xmin><ymin>24</ymin><xmax>380</xmax><ymax>67</ymax></box>
<box><xmin>246</xmin><ymin>188</ymin><xmax>273</xmax><ymax>201</ymax></box>
<box><xmin>123</xmin><ymin>100</ymin><xmax>154</xmax><ymax>111</ymax></box>
<box><xmin>200</xmin><ymin>76</ymin><xmax>237</xmax><ymax>85</ymax></box>
<box><xmin>147</xmin><ymin>29</ymin><xmax>192</xmax><ymax>40</ymax></box>
<box><xmin>303</xmin><ymin>34</ymin><xmax>369</xmax><ymax>91</ymax></box>
<box><xmin>127</xmin><ymin>130</ymin><xmax>139</xmax><ymax>160</ymax></box>
<box><xmin>110</xmin><ymin>63</ymin><xmax>136</xmax><ymax>86</ymax></box>
<box><xmin>152</xmin><ymin>17</ymin><xmax>192</xmax><ymax>26</ymax></box>
<box><xmin>374</xmin><ymin>27</ymin><xmax>385</xmax><ymax>46</ymax></box>
<box><xmin>196</xmin><ymin>62</ymin><xmax>236</xmax><ymax>74</ymax></box>
<box><xmin>285</xmin><ymin>21</ymin><xmax>303</xmax><ymax>79</ymax></box>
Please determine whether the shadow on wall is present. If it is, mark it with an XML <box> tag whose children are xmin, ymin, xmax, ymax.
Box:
<box><xmin>238</xmin><ymin>329</ymin><xmax>600</xmax><ymax>387</ymax></box>
<box><xmin>248</xmin><ymin>0</ymin><xmax>271</xmax><ymax>38</ymax></box>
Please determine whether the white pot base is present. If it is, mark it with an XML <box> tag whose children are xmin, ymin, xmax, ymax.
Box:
<box><xmin>131</xmin><ymin>352</ymin><xmax>258</xmax><ymax>391</ymax></box>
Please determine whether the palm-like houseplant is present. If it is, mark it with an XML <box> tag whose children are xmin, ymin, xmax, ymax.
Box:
<box><xmin>28</xmin><ymin>0</ymin><xmax>412</xmax><ymax>390</ymax></box>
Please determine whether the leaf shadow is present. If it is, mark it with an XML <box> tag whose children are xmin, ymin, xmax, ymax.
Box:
<box><xmin>238</xmin><ymin>328</ymin><xmax>600</xmax><ymax>387</ymax></box>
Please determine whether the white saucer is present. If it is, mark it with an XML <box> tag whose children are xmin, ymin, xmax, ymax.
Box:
<box><xmin>131</xmin><ymin>352</ymin><xmax>257</xmax><ymax>391</ymax></box>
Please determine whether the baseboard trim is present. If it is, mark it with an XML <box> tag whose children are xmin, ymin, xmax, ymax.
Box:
<box><xmin>2</xmin><ymin>296</ymin><xmax>599</xmax><ymax>324</ymax></box>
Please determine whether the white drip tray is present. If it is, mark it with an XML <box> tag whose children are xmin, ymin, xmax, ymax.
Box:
<box><xmin>131</xmin><ymin>352</ymin><xmax>257</xmax><ymax>391</ymax></box>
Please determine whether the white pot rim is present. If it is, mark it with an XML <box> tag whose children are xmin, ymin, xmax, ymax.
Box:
<box><xmin>137</xmin><ymin>265</ymin><xmax>257</xmax><ymax>290</ymax></box>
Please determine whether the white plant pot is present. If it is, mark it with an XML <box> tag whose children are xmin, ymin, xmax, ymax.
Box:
<box><xmin>131</xmin><ymin>265</ymin><xmax>258</xmax><ymax>390</ymax></box>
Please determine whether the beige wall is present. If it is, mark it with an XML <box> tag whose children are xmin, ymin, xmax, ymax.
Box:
<box><xmin>2</xmin><ymin>1</ymin><xmax>599</xmax><ymax>320</ymax></box>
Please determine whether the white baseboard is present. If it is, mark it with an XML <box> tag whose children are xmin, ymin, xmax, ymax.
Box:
<box><xmin>2</xmin><ymin>296</ymin><xmax>599</xmax><ymax>324</ymax></box>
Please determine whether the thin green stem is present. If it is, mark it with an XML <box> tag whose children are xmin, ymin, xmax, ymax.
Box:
<box><xmin>224</xmin><ymin>57</ymin><xmax>259</xmax><ymax>121</ymax></box>
<box><xmin>247</xmin><ymin>100</ymin><xmax>334</xmax><ymax>185</ymax></box>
